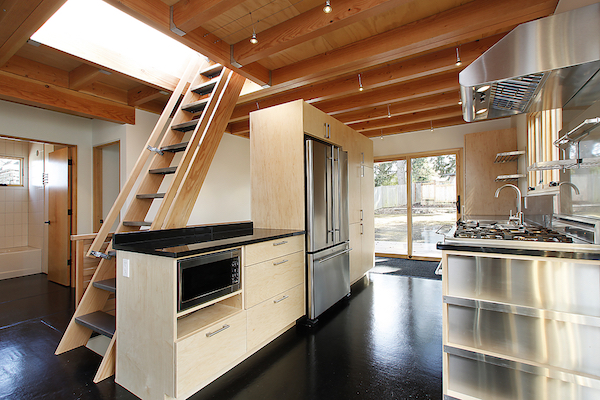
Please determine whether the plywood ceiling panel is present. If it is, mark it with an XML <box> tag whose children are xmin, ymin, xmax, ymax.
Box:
<box><xmin>15</xmin><ymin>43</ymin><xmax>80</xmax><ymax>71</ymax></box>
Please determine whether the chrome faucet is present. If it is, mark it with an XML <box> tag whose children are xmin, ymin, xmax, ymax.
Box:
<box><xmin>559</xmin><ymin>181</ymin><xmax>580</xmax><ymax>195</ymax></box>
<box><xmin>495</xmin><ymin>183</ymin><xmax>523</xmax><ymax>226</ymax></box>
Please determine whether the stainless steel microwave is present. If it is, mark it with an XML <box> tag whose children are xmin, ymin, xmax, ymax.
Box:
<box><xmin>177</xmin><ymin>248</ymin><xmax>241</xmax><ymax>312</ymax></box>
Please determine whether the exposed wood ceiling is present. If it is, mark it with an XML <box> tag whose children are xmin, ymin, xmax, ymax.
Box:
<box><xmin>0</xmin><ymin>0</ymin><xmax>559</xmax><ymax>135</ymax></box>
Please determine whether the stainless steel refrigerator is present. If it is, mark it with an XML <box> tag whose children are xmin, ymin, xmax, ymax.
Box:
<box><xmin>305</xmin><ymin>138</ymin><xmax>350</xmax><ymax>321</ymax></box>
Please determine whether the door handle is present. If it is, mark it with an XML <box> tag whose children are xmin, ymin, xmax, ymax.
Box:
<box><xmin>273</xmin><ymin>259</ymin><xmax>288</xmax><ymax>266</ymax></box>
<box><xmin>274</xmin><ymin>295</ymin><xmax>289</xmax><ymax>303</ymax></box>
<box><xmin>206</xmin><ymin>324</ymin><xmax>230</xmax><ymax>337</ymax></box>
<box><xmin>45</xmin><ymin>221</ymin><xmax>51</xmax><ymax>224</ymax></box>
<box><xmin>318</xmin><ymin>248</ymin><xmax>352</xmax><ymax>263</ymax></box>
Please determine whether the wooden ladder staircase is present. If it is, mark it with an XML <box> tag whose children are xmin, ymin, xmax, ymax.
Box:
<box><xmin>54</xmin><ymin>56</ymin><xmax>246</xmax><ymax>383</ymax></box>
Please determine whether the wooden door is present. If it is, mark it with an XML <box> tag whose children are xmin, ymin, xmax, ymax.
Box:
<box><xmin>48</xmin><ymin>147</ymin><xmax>71</xmax><ymax>286</ymax></box>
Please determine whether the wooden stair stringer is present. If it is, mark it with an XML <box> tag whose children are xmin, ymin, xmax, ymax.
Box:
<box><xmin>163</xmin><ymin>71</ymin><xmax>247</xmax><ymax>229</ymax></box>
<box><xmin>150</xmin><ymin>67</ymin><xmax>234</xmax><ymax>230</ymax></box>
<box><xmin>93</xmin><ymin>334</ymin><xmax>116</xmax><ymax>383</ymax></box>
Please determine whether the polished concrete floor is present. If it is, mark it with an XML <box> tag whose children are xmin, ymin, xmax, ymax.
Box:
<box><xmin>0</xmin><ymin>272</ymin><xmax>442</xmax><ymax>400</ymax></box>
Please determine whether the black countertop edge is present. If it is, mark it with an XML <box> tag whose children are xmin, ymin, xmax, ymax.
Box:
<box><xmin>114</xmin><ymin>228</ymin><xmax>305</xmax><ymax>258</ymax></box>
<box><xmin>437</xmin><ymin>243</ymin><xmax>600</xmax><ymax>261</ymax></box>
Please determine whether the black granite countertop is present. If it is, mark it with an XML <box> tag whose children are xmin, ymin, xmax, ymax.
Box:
<box><xmin>113</xmin><ymin>222</ymin><xmax>304</xmax><ymax>258</ymax></box>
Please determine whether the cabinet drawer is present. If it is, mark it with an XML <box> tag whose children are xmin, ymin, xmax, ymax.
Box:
<box><xmin>245</xmin><ymin>250</ymin><xmax>304</xmax><ymax>309</ymax></box>
<box><xmin>245</xmin><ymin>235</ymin><xmax>304</xmax><ymax>266</ymax></box>
<box><xmin>247</xmin><ymin>283</ymin><xmax>305</xmax><ymax>350</ymax></box>
<box><xmin>176</xmin><ymin>311</ymin><xmax>246</xmax><ymax>397</ymax></box>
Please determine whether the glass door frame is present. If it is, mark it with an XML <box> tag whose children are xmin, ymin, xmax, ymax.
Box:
<box><xmin>374</xmin><ymin>148</ymin><xmax>463</xmax><ymax>261</ymax></box>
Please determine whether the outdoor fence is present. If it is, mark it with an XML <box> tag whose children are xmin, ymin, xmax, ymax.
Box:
<box><xmin>375</xmin><ymin>182</ymin><xmax>456</xmax><ymax>209</ymax></box>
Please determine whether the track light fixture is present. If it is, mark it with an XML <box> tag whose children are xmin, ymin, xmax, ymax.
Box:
<box><xmin>430</xmin><ymin>121</ymin><xmax>434</xmax><ymax>132</ymax></box>
<box><xmin>455</xmin><ymin>47</ymin><xmax>462</xmax><ymax>67</ymax></box>
<box><xmin>358</xmin><ymin>73</ymin><xmax>363</xmax><ymax>91</ymax></box>
<box><xmin>249</xmin><ymin>12</ymin><xmax>258</xmax><ymax>44</ymax></box>
<box><xmin>323</xmin><ymin>0</ymin><xmax>332</xmax><ymax>13</ymax></box>
<box><xmin>387</xmin><ymin>104</ymin><xmax>391</xmax><ymax>118</ymax></box>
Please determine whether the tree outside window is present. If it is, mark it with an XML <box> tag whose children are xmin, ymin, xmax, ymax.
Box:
<box><xmin>0</xmin><ymin>156</ymin><xmax>22</xmax><ymax>185</ymax></box>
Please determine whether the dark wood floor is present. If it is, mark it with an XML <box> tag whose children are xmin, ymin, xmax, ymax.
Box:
<box><xmin>0</xmin><ymin>272</ymin><xmax>442</xmax><ymax>400</ymax></box>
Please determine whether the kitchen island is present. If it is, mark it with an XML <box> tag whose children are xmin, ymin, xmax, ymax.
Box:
<box><xmin>438</xmin><ymin>223</ymin><xmax>600</xmax><ymax>400</ymax></box>
<box><xmin>112</xmin><ymin>222</ymin><xmax>305</xmax><ymax>400</ymax></box>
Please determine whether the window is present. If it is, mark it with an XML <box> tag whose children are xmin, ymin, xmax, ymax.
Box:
<box><xmin>527</xmin><ymin>109</ymin><xmax>562</xmax><ymax>188</ymax></box>
<box><xmin>0</xmin><ymin>156</ymin><xmax>23</xmax><ymax>186</ymax></box>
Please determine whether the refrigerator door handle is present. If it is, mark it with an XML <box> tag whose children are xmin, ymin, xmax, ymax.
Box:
<box><xmin>328</xmin><ymin>146</ymin><xmax>336</xmax><ymax>243</ymax></box>
<box><xmin>318</xmin><ymin>248</ymin><xmax>352</xmax><ymax>263</ymax></box>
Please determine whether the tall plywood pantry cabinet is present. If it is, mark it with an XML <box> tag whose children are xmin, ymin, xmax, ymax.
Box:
<box><xmin>250</xmin><ymin>100</ymin><xmax>375</xmax><ymax>284</ymax></box>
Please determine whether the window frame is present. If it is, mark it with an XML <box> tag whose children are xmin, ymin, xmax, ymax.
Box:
<box><xmin>0</xmin><ymin>155</ymin><xmax>24</xmax><ymax>187</ymax></box>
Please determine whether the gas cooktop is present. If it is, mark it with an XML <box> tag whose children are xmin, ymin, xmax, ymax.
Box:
<box><xmin>454</xmin><ymin>220</ymin><xmax>573</xmax><ymax>243</ymax></box>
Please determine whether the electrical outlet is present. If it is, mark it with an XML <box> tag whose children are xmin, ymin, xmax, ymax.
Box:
<box><xmin>123</xmin><ymin>259</ymin><xmax>130</xmax><ymax>278</ymax></box>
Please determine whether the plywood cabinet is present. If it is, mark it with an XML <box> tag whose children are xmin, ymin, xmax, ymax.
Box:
<box><xmin>250</xmin><ymin>100</ymin><xmax>375</xmax><ymax>284</ymax></box>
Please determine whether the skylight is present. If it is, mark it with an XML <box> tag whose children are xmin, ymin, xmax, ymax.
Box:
<box><xmin>31</xmin><ymin>0</ymin><xmax>200</xmax><ymax>89</ymax></box>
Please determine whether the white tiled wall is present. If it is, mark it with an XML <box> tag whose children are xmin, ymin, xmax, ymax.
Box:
<box><xmin>0</xmin><ymin>138</ymin><xmax>29</xmax><ymax>249</ymax></box>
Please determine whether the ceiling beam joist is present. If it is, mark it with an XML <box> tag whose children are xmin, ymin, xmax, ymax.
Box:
<box><xmin>172</xmin><ymin>0</ymin><xmax>246</xmax><ymax>34</ymax></box>
<box><xmin>364</xmin><ymin>115</ymin><xmax>467</xmax><ymax>138</ymax></box>
<box><xmin>232</xmin><ymin>0</ymin><xmax>412</xmax><ymax>66</ymax></box>
<box><xmin>0</xmin><ymin>70</ymin><xmax>135</xmax><ymax>124</ymax></box>
<box><xmin>127</xmin><ymin>85</ymin><xmax>164</xmax><ymax>106</ymax></box>
<box><xmin>349</xmin><ymin>105</ymin><xmax>463</xmax><ymax>132</ymax></box>
<box><xmin>334</xmin><ymin>91</ymin><xmax>461</xmax><ymax>125</ymax></box>
<box><xmin>1</xmin><ymin>55</ymin><xmax>69</xmax><ymax>87</ymax></box>
<box><xmin>230</xmin><ymin>35</ymin><xmax>501</xmax><ymax>121</ymax></box>
<box><xmin>0</xmin><ymin>0</ymin><xmax>68</xmax><ymax>67</ymax></box>
<box><xmin>316</xmin><ymin>71</ymin><xmax>459</xmax><ymax>115</ymax></box>
<box><xmin>271</xmin><ymin>0</ymin><xmax>557</xmax><ymax>89</ymax></box>
<box><xmin>103</xmin><ymin>0</ymin><xmax>271</xmax><ymax>86</ymax></box>
<box><xmin>69</xmin><ymin>64</ymin><xmax>104</xmax><ymax>90</ymax></box>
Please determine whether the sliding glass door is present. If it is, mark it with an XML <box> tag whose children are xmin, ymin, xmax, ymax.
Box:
<box><xmin>374</xmin><ymin>151</ymin><xmax>460</xmax><ymax>260</ymax></box>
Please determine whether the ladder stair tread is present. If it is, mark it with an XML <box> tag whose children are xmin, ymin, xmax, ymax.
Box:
<box><xmin>182</xmin><ymin>98</ymin><xmax>209</xmax><ymax>113</ymax></box>
<box><xmin>93</xmin><ymin>278</ymin><xmax>116</xmax><ymax>293</ymax></box>
<box><xmin>190</xmin><ymin>78</ymin><xmax>219</xmax><ymax>96</ymax></box>
<box><xmin>200</xmin><ymin>64</ymin><xmax>223</xmax><ymax>78</ymax></box>
<box><xmin>149</xmin><ymin>166</ymin><xmax>177</xmax><ymax>174</ymax></box>
<box><xmin>75</xmin><ymin>311</ymin><xmax>116</xmax><ymax>338</ymax></box>
<box><xmin>171</xmin><ymin>119</ymin><xmax>198</xmax><ymax>132</ymax></box>
<box><xmin>160</xmin><ymin>142</ymin><xmax>188</xmax><ymax>153</ymax></box>
<box><xmin>123</xmin><ymin>221</ymin><xmax>152</xmax><ymax>227</ymax></box>
<box><xmin>136</xmin><ymin>193</ymin><xmax>165</xmax><ymax>199</ymax></box>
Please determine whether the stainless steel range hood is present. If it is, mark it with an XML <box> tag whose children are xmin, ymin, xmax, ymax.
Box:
<box><xmin>460</xmin><ymin>2</ymin><xmax>600</xmax><ymax>122</ymax></box>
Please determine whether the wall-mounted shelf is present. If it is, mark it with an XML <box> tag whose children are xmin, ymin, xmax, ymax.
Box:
<box><xmin>494</xmin><ymin>150</ymin><xmax>525</xmax><ymax>163</ymax></box>
<box><xmin>554</xmin><ymin>117</ymin><xmax>600</xmax><ymax>147</ymax></box>
<box><xmin>528</xmin><ymin>157</ymin><xmax>600</xmax><ymax>171</ymax></box>
<box><xmin>495</xmin><ymin>174</ymin><xmax>526</xmax><ymax>182</ymax></box>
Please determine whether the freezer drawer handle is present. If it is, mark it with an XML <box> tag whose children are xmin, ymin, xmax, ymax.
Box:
<box><xmin>206</xmin><ymin>324</ymin><xmax>230</xmax><ymax>338</ymax></box>
<box><xmin>273</xmin><ymin>259</ymin><xmax>288</xmax><ymax>266</ymax></box>
<box><xmin>272</xmin><ymin>241</ymin><xmax>288</xmax><ymax>246</ymax></box>
<box><xmin>318</xmin><ymin>248</ymin><xmax>352</xmax><ymax>263</ymax></box>
<box><xmin>274</xmin><ymin>295</ymin><xmax>289</xmax><ymax>303</ymax></box>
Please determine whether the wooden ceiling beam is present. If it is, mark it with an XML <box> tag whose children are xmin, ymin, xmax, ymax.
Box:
<box><xmin>227</xmin><ymin>119</ymin><xmax>250</xmax><ymax>136</ymax></box>
<box><xmin>350</xmin><ymin>105</ymin><xmax>463</xmax><ymax>132</ymax></box>
<box><xmin>172</xmin><ymin>0</ymin><xmax>246</xmax><ymax>34</ymax></box>
<box><xmin>81</xmin><ymin>82</ymin><xmax>128</xmax><ymax>104</ymax></box>
<box><xmin>363</xmin><ymin>115</ymin><xmax>467</xmax><ymax>138</ymax></box>
<box><xmin>1</xmin><ymin>55</ymin><xmax>69</xmax><ymax>87</ymax></box>
<box><xmin>127</xmin><ymin>85</ymin><xmax>164</xmax><ymax>106</ymax></box>
<box><xmin>335</xmin><ymin>91</ymin><xmax>461</xmax><ymax>125</ymax></box>
<box><xmin>103</xmin><ymin>0</ymin><xmax>271</xmax><ymax>86</ymax></box>
<box><xmin>0</xmin><ymin>0</ymin><xmax>67</xmax><ymax>67</ymax></box>
<box><xmin>232</xmin><ymin>0</ymin><xmax>412</xmax><ymax>66</ymax></box>
<box><xmin>316</xmin><ymin>72</ymin><xmax>459</xmax><ymax>115</ymax></box>
<box><xmin>69</xmin><ymin>64</ymin><xmax>104</xmax><ymax>90</ymax></box>
<box><xmin>270</xmin><ymin>0</ymin><xmax>557</xmax><ymax>89</ymax></box>
<box><xmin>0</xmin><ymin>70</ymin><xmax>135</xmax><ymax>124</ymax></box>
<box><xmin>230</xmin><ymin>36</ymin><xmax>499</xmax><ymax>122</ymax></box>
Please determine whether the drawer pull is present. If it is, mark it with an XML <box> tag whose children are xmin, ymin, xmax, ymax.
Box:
<box><xmin>273</xmin><ymin>240</ymin><xmax>288</xmax><ymax>246</ymax></box>
<box><xmin>273</xmin><ymin>295</ymin><xmax>289</xmax><ymax>304</ymax></box>
<box><xmin>273</xmin><ymin>259</ymin><xmax>288</xmax><ymax>266</ymax></box>
<box><xmin>206</xmin><ymin>324</ymin><xmax>230</xmax><ymax>337</ymax></box>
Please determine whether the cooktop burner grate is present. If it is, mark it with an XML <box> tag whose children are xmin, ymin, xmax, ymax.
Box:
<box><xmin>454</xmin><ymin>221</ymin><xmax>573</xmax><ymax>243</ymax></box>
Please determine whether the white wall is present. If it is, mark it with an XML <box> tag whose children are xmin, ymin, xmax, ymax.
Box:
<box><xmin>0</xmin><ymin>100</ymin><xmax>93</xmax><ymax>233</ymax></box>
